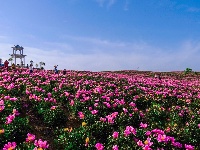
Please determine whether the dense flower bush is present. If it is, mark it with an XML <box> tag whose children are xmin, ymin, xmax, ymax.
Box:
<box><xmin>0</xmin><ymin>68</ymin><xmax>199</xmax><ymax>149</ymax></box>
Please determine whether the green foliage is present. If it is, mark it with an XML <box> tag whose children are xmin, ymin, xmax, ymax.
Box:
<box><xmin>42</xmin><ymin>106</ymin><xmax>67</xmax><ymax>127</ymax></box>
<box><xmin>184</xmin><ymin>68</ymin><xmax>192</xmax><ymax>74</ymax></box>
<box><xmin>1</xmin><ymin>117</ymin><xmax>31</xmax><ymax>148</ymax></box>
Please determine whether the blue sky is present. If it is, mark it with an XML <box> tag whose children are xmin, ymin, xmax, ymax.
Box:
<box><xmin>0</xmin><ymin>0</ymin><xmax>200</xmax><ymax>71</ymax></box>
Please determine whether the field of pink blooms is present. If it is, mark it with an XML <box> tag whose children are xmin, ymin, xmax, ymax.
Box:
<box><xmin>0</xmin><ymin>68</ymin><xmax>200</xmax><ymax>150</ymax></box>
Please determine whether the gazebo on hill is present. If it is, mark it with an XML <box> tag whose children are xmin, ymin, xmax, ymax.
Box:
<box><xmin>10</xmin><ymin>45</ymin><xmax>27</xmax><ymax>67</ymax></box>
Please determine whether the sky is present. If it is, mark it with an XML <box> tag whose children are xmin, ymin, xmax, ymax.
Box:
<box><xmin>0</xmin><ymin>0</ymin><xmax>200</xmax><ymax>72</ymax></box>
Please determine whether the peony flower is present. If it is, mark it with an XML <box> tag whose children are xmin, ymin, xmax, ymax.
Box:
<box><xmin>112</xmin><ymin>131</ymin><xmax>119</xmax><ymax>139</ymax></box>
<box><xmin>3</xmin><ymin>142</ymin><xmax>17</xmax><ymax>150</ymax></box>
<box><xmin>78</xmin><ymin>112</ymin><xmax>84</xmax><ymax>119</ymax></box>
<box><xmin>144</xmin><ymin>137</ymin><xmax>153</xmax><ymax>146</ymax></box>
<box><xmin>0</xmin><ymin>105</ymin><xmax>5</xmax><ymax>112</ymax></box>
<box><xmin>91</xmin><ymin>110</ymin><xmax>98</xmax><ymax>115</ymax></box>
<box><xmin>157</xmin><ymin>134</ymin><xmax>168</xmax><ymax>143</ymax></box>
<box><xmin>50</xmin><ymin>106</ymin><xmax>57</xmax><ymax>110</ymax></box>
<box><xmin>70</xmin><ymin>100</ymin><xmax>74</xmax><ymax>106</ymax></box>
<box><xmin>34</xmin><ymin>139</ymin><xmax>49</xmax><ymax>149</ymax></box>
<box><xmin>137</xmin><ymin>140</ymin><xmax>144</xmax><ymax>147</ymax></box>
<box><xmin>9</xmin><ymin>97</ymin><xmax>17</xmax><ymax>101</ymax></box>
<box><xmin>26</xmin><ymin>133</ymin><xmax>36</xmax><ymax>142</ymax></box>
<box><xmin>5</xmin><ymin>114</ymin><xmax>15</xmax><ymax>124</ymax></box>
<box><xmin>112</xmin><ymin>145</ymin><xmax>119</xmax><ymax>150</ymax></box>
<box><xmin>12</xmin><ymin>109</ymin><xmax>20</xmax><ymax>116</ymax></box>
<box><xmin>145</xmin><ymin>131</ymin><xmax>151</xmax><ymax>136</ymax></box>
<box><xmin>185</xmin><ymin>144</ymin><xmax>194</xmax><ymax>150</ymax></box>
<box><xmin>95</xmin><ymin>143</ymin><xmax>104</xmax><ymax>150</ymax></box>
<box><xmin>140</xmin><ymin>122</ymin><xmax>148</xmax><ymax>128</ymax></box>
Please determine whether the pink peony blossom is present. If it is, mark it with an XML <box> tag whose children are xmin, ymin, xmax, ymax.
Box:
<box><xmin>78</xmin><ymin>112</ymin><xmax>84</xmax><ymax>119</ymax></box>
<box><xmin>50</xmin><ymin>106</ymin><xmax>57</xmax><ymax>110</ymax></box>
<box><xmin>95</xmin><ymin>143</ymin><xmax>104</xmax><ymax>150</ymax></box>
<box><xmin>185</xmin><ymin>144</ymin><xmax>194</xmax><ymax>150</ymax></box>
<box><xmin>91</xmin><ymin>110</ymin><xmax>98</xmax><ymax>115</ymax></box>
<box><xmin>140</xmin><ymin>122</ymin><xmax>148</xmax><ymax>128</ymax></box>
<box><xmin>34</xmin><ymin>139</ymin><xmax>49</xmax><ymax>149</ymax></box>
<box><xmin>5</xmin><ymin>114</ymin><xmax>15</xmax><ymax>124</ymax></box>
<box><xmin>26</xmin><ymin>133</ymin><xmax>36</xmax><ymax>142</ymax></box>
<box><xmin>112</xmin><ymin>145</ymin><xmax>119</xmax><ymax>150</ymax></box>
<box><xmin>3</xmin><ymin>142</ymin><xmax>17</xmax><ymax>150</ymax></box>
<box><xmin>112</xmin><ymin>131</ymin><xmax>119</xmax><ymax>139</ymax></box>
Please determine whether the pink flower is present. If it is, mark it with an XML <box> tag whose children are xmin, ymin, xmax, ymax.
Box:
<box><xmin>4</xmin><ymin>95</ymin><xmax>10</xmax><ymax>100</ymax></box>
<box><xmin>3</xmin><ymin>142</ymin><xmax>17</xmax><ymax>150</ymax></box>
<box><xmin>145</xmin><ymin>131</ymin><xmax>151</xmax><ymax>136</ymax></box>
<box><xmin>100</xmin><ymin>117</ymin><xmax>106</xmax><ymax>122</ymax></box>
<box><xmin>50</xmin><ymin>106</ymin><xmax>57</xmax><ymax>110</ymax></box>
<box><xmin>91</xmin><ymin>110</ymin><xmax>98</xmax><ymax>115</ymax></box>
<box><xmin>144</xmin><ymin>137</ymin><xmax>153</xmax><ymax>146</ymax></box>
<box><xmin>26</xmin><ymin>89</ymin><xmax>30</xmax><ymax>94</ymax></box>
<box><xmin>198</xmin><ymin>124</ymin><xmax>200</xmax><ymax>129</ymax></box>
<box><xmin>185</xmin><ymin>144</ymin><xmax>194</xmax><ymax>150</ymax></box>
<box><xmin>70</xmin><ymin>100</ymin><xmax>74</xmax><ymax>106</ymax></box>
<box><xmin>0</xmin><ymin>105</ymin><xmax>5</xmax><ymax>112</ymax></box>
<box><xmin>123</xmin><ymin>108</ymin><xmax>128</xmax><ymax>113</ymax></box>
<box><xmin>26</xmin><ymin>133</ymin><xmax>36</xmax><ymax>142</ymax></box>
<box><xmin>165</xmin><ymin>127</ymin><xmax>170</xmax><ymax>132</ymax></box>
<box><xmin>95</xmin><ymin>143</ymin><xmax>104</xmax><ymax>150</ymax></box>
<box><xmin>112</xmin><ymin>131</ymin><xmax>119</xmax><ymax>139</ymax></box>
<box><xmin>64</xmin><ymin>92</ymin><xmax>70</xmax><ymax>96</ymax></box>
<box><xmin>78</xmin><ymin>112</ymin><xmax>84</xmax><ymax>119</ymax></box>
<box><xmin>5</xmin><ymin>114</ymin><xmax>15</xmax><ymax>124</ymax></box>
<box><xmin>12</xmin><ymin>109</ymin><xmax>20</xmax><ymax>116</ymax></box>
<box><xmin>124</xmin><ymin>129</ymin><xmax>131</xmax><ymax>137</ymax></box>
<box><xmin>9</xmin><ymin>97</ymin><xmax>17</xmax><ymax>101</ymax></box>
<box><xmin>172</xmin><ymin>141</ymin><xmax>182</xmax><ymax>148</ymax></box>
<box><xmin>140</xmin><ymin>122</ymin><xmax>148</xmax><ymax>128</ymax></box>
<box><xmin>151</xmin><ymin>129</ymin><xmax>164</xmax><ymax>135</ymax></box>
<box><xmin>112</xmin><ymin>145</ymin><xmax>119</xmax><ymax>150</ymax></box>
<box><xmin>47</xmin><ymin>92</ymin><xmax>52</xmax><ymax>98</ymax></box>
<box><xmin>0</xmin><ymin>100</ymin><xmax>4</xmax><ymax>105</ymax></box>
<box><xmin>94</xmin><ymin>103</ymin><xmax>99</xmax><ymax>107</ymax></box>
<box><xmin>157</xmin><ymin>134</ymin><xmax>168</xmax><ymax>142</ymax></box>
<box><xmin>142</xmin><ymin>145</ymin><xmax>152</xmax><ymax>150</ymax></box>
<box><xmin>34</xmin><ymin>139</ymin><xmax>49</xmax><ymax>149</ymax></box>
<box><xmin>137</xmin><ymin>140</ymin><xmax>144</xmax><ymax>147</ymax></box>
<box><xmin>129</xmin><ymin>102</ymin><xmax>136</xmax><ymax>107</ymax></box>
<box><xmin>106</xmin><ymin>115</ymin><xmax>114</xmax><ymax>124</ymax></box>
<box><xmin>125</xmin><ymin>126</ymin><xmax>136</xmax><ymax>135</ymax></box>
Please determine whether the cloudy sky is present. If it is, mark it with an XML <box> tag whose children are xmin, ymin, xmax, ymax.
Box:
<box><xmin>0</xmin><ymin>0</ymin><xmax>200</xmax><ymax>71</ymax></box>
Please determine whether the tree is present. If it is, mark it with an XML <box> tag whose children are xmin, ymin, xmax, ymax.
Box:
<box><xmin>184</xmin><ymin>68</ymin><xmax>192</xmax><ymax>74</ymax></box>
<box><xmin>8</xmin><ymin>57</ymin><xmax>13</xmax><ymax>65</ymax></box>
<box><xmin>35</xmin><ymin>64</ymin><xmax>38</xmax><ymax>68</ymax></box>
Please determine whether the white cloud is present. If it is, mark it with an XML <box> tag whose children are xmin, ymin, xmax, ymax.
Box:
<box><xmin>1</xmin><ymin>37</ymin><xmax>200</xmax><ymax>72</ymax></box>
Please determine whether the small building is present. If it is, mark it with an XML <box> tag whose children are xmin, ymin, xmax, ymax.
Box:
<box><xmin>10</xmin><ymin>45</ymin><xmax>27</xmax><ymax>67</ymax></box>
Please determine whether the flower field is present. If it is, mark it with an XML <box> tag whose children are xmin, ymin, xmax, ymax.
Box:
<box><xmin>0</xmin><ymin>68</ymin><xmax>200</xmax><ymax>150</ymax></box>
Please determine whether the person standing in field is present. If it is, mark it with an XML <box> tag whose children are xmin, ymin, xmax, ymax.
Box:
<box><xmin>4</xmin><ymin>60</ymin><xmax>9</xmax><ymax>71</ymax></box>
<box><xmin>29</xmin><ymin>63</ymin><xmax>33</xmax><ymax>73</ymax></box>
<box><xmin>63</xmin><ymin>69</ymin><xmax>66</xmax><ymax>75</ymax></box>
<box><xmin>54</xmin><ymin>65</ymin><xmax>58</xmax><ymax>74</ymax></box>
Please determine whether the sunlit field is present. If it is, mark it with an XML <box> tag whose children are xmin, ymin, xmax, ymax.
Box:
<box><xmin>0</xmin><ymin>68</ymin><xmax>199</xmax><ymax>150</ymax></box>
